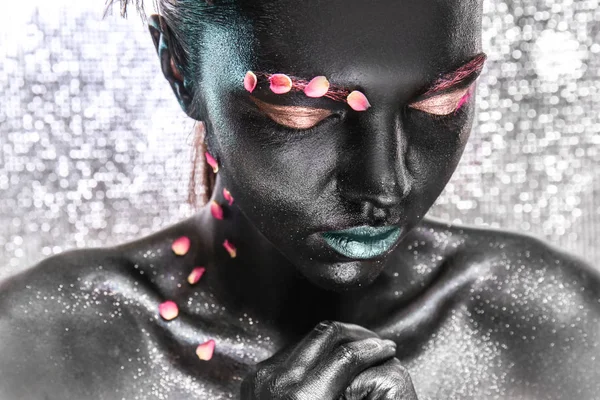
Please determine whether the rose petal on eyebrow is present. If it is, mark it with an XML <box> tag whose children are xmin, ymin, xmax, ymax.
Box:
<box><xmin>210</xmin><ymin>200</ymin><xmax>224</xmax><ymax>220</ymax></box>
<box><xmin>269</xmin><ymin>74</ymin><xmax>293</xmax><ymax>94</ymax></box>
<box><xmin>304</xmin><ymin>76</ymin><xmax>330</xmax><ymax>98</ymax></box>
<box><xmin>205</xmin><ymin>151</ymin><xmax>219</xmax><ymax>173</ymax></box>
<box><xmin>244</xmin><ymin>71</ymin><xmax>257</xmax><ymax>93</ymax></box>
<box><xmin>347</xmin><ymin>90</ymin><xmax>371</xmax><ymax>111</ymax></box>
<box><xmin>172</xmin><ymin>236</ymin><xmax>191</xmax><ymax>256</ymax></box>
<box><xmin>196</xmin><ymin>339</ymin><xmax>216</xmax><ymax>361</ymax></box>
<box><xmin>187</xmin><ymin>267</ymin><xmax>206</xmax><ymax>285</ymax></box>
<box><xmin>159</xmin><ymin>300</ymin><xmax>179</xmax><ymax>321</ymax></box>
<box><xmin>223</xmin><ymin>239</ymin><xmax>237</xmax><ymax>258</ymax></box>
<box><xmin>223</xmin><ymin>188</ymin><xmax>234</xmax><ymax>205</ymax></box>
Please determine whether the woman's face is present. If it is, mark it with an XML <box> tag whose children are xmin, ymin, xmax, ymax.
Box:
<box><xmin>194</xmin><ymin>0</ymin><xmax>484</xmax><ymax>290</ymax></box>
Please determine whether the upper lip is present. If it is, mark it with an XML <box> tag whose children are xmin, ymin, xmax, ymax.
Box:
<box><xmin>317</xmin><ymin>218</ymin><xmax>402</xmax><ymax>234</ymax></box>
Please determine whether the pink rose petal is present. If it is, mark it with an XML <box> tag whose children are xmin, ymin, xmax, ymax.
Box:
<box><xmin>205</xmin><ymin>151</ymin><xmax>219</xmax><ymax>173</ymax></box>
<box><xmin>347</xmin><ymin>90</ymin><xmax>371</xmax><ymax>111</ymax></box>
<box><xmin>223</xmin><ymin>239</ymin><xmax>237</xmax><ymax>258</ymax></box>
<box><xmin>304</xmin><ymin>76</ymin><xmax>330</xmax><ymax>98</ymax></box>
<box><xmin>269</xmin><ymin>74</ymin><xmax>292</xmax><ymax>94</ymax></box>
<box><xmin>172</xmin><ymin>236</ymin><xmax>191</xmax><ymax>256</ymax></box>
<box><xmin>187</xmin><ymin>267</ymin><xmax>206</xmax><ymax>285</ymax></box>
<box><xmin>223</xmin><ymin>188</ymin><xmax>234</xmax><ymax>206</ymax></box>
<box><xmin>244</xmin><ymin>71</ymin><xmax>257</xmax><ymax>93</ymax></box>
<box><xmin>210</xmin><ymin>200</ymin><xmax>224</xmax><ymax>220</ymax></box>
<box><xmin>196</xmin><ymin>339</ymin><xmax>215</xmax><ymax>361</ymax></box>
<box><xmin>159</xmin><ymin>300</ymin><xmax>179</xmax><ymax>321</ymax></box>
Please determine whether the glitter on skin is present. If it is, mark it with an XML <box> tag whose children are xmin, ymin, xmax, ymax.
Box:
<box><xmin>223</xmin><ymin>240</ymin><xmax>237</xmax><ymax>258</ymax></box>
<box><xmin>187</xmin><ymin>267</ymin><xmax>206</xmax><ymax>285</ymax></box>
<box><xmin>159</xmin><ymin>300</ymin><xmax>179</xmax><ymax>320</ymax></box>
<box><xmin>172</xmin><ymin>236</ymin><xmax>191</xmax><ymax>256</ymax></box>
<box><xmin>1</xmin><ymin>4</ymin><xmax>599</xmax><ymax>399</ymax></box>
<box><xmin>196</xmin><ymin>339</ymin><xmax>216</xmax><ymax>361</ymax></box>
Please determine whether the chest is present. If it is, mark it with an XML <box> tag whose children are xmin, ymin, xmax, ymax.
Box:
<box><xmin>98</xmin><ymin>298</ymin><xmax>600</xmax><ymax>400</ymax></box>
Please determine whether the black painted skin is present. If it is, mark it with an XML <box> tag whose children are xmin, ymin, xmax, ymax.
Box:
<box><xmin>2</xmin><ymin>1</ymin><xmax>600</xmax><ymax>398</ymax></box>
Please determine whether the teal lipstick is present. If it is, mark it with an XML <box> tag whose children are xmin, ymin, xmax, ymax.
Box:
<box><xmin>321</xmin><ymin>225</ymin><xmax>401</xmax><ymax>259</ymax></box>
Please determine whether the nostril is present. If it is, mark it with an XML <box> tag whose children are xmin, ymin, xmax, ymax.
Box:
<box><xmin>371</xmin><ymin>206</ymin><xmax>388</xmax><ymax>221</ymax></box>
<box><xmin>337</xmin><ymin>172</ymin><xmax>408</xmax><ymax>213</ymax></box>
<box><xmin>362</xmin><ymin>201</ymin><xmax>395</xmax><ymax>226</ymax></box>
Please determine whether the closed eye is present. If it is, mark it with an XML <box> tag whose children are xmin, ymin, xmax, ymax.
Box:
<box><xmin>250</xmin><ymin>96</ymin><xmax>334</xmax><ymax>130</ymax></box>
<box><xmin>408</xmin><ymin>85</ymin><xmax>473</xmax><ymax>116</ymax></box>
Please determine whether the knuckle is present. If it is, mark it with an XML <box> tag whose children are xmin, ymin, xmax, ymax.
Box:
<box><xmin>385</xmin><ymin>361</ymin><xmax>416</xmax><ymax>398</ymax></box>
<box><xmin>315</xmin><ymin>320</ymin><xmax>342</xmax><ymax>336</ymax></box>
<box><xmin>337</xmin><ymin>343</ymin><xmax>360</xmax><ymax>366</ymax></box>
<box><xmin>265</xmin><ymin>374</ymin><xmax>285</xmax><ymax>395</ymax></box>
<box><xmin>362</xmin><ymin>337</ymin><xmax>383</xmax><ymax>350</ymax></box>
<box><xmin>254</xmin><ymin>364</ymin><xmax>272</xmax><ymax>384</ymax></box>
<box><xmin>287</xmin><ymin>385</ymin><xmax>318</xmax><ymax>400</ymax></box>
<box><xmin>263</xmin><ymin>366</ymin><xmax>305</xmax><ymax>397</ymax></box>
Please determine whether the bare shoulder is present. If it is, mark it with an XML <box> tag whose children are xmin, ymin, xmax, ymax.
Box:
<box><xmin>0</xmin><ymin>248</ymin><xmax>138</xmax><ymax>398</ymax></box>
<box><xmin>424</xmin><ymin>217</ymin><xmax>600</xmax><ymax>397</ymax></box>
<box><xmin>0</xmin><ymin>214</ymin><xmax>208</xmax><ymax>399</ymax></box>
<box><xmin>420</xmin><ymin>216</ymin><xmax>600</xmax><ymax>288</ymax></box>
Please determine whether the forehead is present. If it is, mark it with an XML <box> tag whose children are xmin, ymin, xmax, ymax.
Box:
<box><xmin>236</xmin><ymin>0</ymin><xmax>483</xmax><ymax>93</ymax></box>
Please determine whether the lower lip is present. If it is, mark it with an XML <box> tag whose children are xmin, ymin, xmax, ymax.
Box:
<box><xmin>320</xmin><ymin>226</ymin><xmax>402</xmax><ymax>260</ymax></box>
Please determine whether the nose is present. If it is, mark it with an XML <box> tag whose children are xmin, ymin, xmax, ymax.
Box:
<box><xmin>337</xmin><ymin>110</ymin><xmax>411</xmax><ymax>223</ymax></box>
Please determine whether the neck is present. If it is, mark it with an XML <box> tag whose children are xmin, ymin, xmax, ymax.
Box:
<box><xmin>191</xmin><ymin>175</ymin><xmax>450</xmax><ymax>336</ymax></box>
<box><xmin>194</xmin><ymin>174</ymin><xmax>343</xmax><ymax>335</ymax></box>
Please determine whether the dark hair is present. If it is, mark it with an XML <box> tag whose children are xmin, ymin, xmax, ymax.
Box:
<box><xmin>105</xmin><ymin>0</ymin><xmax>222</xmax><ymax>207</ymax></box>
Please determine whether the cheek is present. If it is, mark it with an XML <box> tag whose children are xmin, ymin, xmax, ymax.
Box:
<box><xmin>404</xmin><ymin>104</ymin><xmax>474</xmax><ymax>197</ymax></box>
<box><xmin>213</xmin><ymin>117</ymin><xmax>341</xmax><ymax>236</ymax></box>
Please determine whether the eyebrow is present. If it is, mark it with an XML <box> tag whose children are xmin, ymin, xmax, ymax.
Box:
<box><xmin>250</xmin><ymin>52</ymin><xmax>487</xmax><ymax>106</ymax></box>
<box><xmin>420</xmin><ymin>52</ymin><xmax>487</xmax><ymax>98</ymax></box>
<box><xmin>252</xmin><ymin>71</ymin><xmax>352</xmax><ymax>103</ymax></box>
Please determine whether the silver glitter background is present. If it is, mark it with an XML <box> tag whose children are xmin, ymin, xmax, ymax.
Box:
<box><xmin>0</xmin><ymin>0</ymin><xmax>598</xmax><ymax>278</ymax></box>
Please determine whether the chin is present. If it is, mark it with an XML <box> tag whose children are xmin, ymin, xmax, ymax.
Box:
<box><xmin>302</xmin><ymin>259</ymin><xmax>385</xmax><ymax>292</ymax></box>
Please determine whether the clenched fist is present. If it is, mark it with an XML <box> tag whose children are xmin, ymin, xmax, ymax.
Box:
<box><xmin>240</xmin><ymin>321</ymin><xmax>418</xmax><ymax>399</ymax></box>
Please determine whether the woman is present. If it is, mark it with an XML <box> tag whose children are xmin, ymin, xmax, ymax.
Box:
<box><xmin>1</xmin><ymin>0</ymin><xmax>599</xmax><ymax>399</ymax></box>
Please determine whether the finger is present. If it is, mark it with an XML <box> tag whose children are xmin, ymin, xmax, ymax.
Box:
<box><xmin>285</xmin><ymin>321</ymin><xmax>381</xmax><ymax>370</ymax></box>
<box><xmin>343</xmin><ymin>358</ymin><xmax>418</xmax><ymax>400</ymax></box>
<box><xmin>251</xmin><ymin>342</ymin><xmax>296</xmax><ymax>386</ymax></box>
<box><xmin>302</xmin><ymin>337</ymin><xmax>397</xmax><ymax>397</ymax></box>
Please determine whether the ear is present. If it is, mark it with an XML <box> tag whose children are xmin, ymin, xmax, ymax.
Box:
<box><xmin>148</xmin><ymin>14</ymin><xmax>196</xmax><ymax>118</ymax></box>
